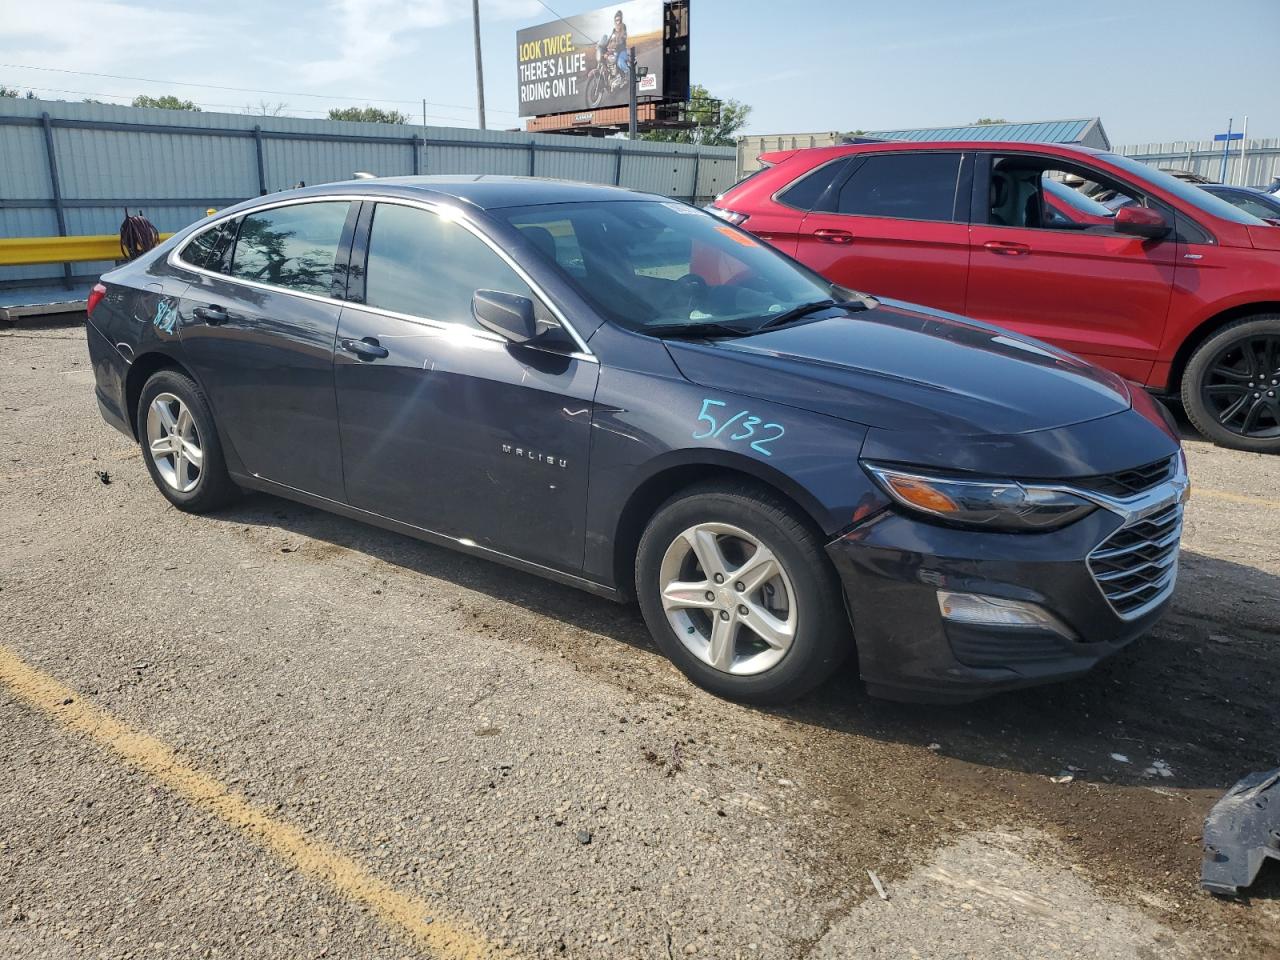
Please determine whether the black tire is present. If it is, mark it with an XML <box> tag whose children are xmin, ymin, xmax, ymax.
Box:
<box><xmin>635</xmin><ymin>480</ymin><xmax>851</xmax><ymax>705</ymax></box>
<box><xmin>1182</xmin><ymin>315</ymin><xmax>1280</xmax><ymax>453</ymax></box>
<box><xmin>137</xmin><ymin>369</ymin><xmax>238</xmax><ymax>512</ymax></box>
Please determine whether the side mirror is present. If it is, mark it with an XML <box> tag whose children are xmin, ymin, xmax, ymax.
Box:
<box><xmin>472</xmin><ymin>290</ymin><xmax>540</xmax><ymax>342</ymax></box>
<box><xmin>1114</xmin><ymin>205</ymin><xmax>1170</xmax><ymax>240</ymax></box>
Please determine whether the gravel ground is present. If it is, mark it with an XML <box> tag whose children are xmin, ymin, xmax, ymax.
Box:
<box><xmin>1</xmin><ymin>320</ymin><xmax>1277</xmax><ymax>959</ymax></box>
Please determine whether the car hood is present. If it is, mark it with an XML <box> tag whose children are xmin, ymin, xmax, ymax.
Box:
<box><xmin>664</xmin><ymin>299</ymin><xmax>1132</xmax><ymax>437</ymax></box>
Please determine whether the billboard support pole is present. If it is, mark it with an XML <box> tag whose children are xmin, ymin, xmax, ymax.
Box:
<box><xmin>472</xmin><ymin>0</ymin><xmax>487</xmax><ymax>130</ymax></box>
<box><xmin>628</xmin><ymin>44</ymin><xmax>638</xmax><ymax>138</ymax></box>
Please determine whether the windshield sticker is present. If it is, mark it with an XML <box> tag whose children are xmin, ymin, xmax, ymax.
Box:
<box><xmin>692</xmin><ymin>398</ymin><xmax>785</xmax><ymax>456</ymax></box>
<box><xmin>714</xmin><ymin>225</ymin><xmax>759</xmax><ymax>247</ymax></box>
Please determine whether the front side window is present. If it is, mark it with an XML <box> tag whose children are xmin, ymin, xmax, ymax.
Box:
<box><xmin>228</xmin><ymin>201</ymin><xmax>350</xmax><ymax>295</ymax></box>
<box><xmin>364</xmin><ymin>203</ymin><xmax>534</xmax><ymax>326</ymax></box>
<box><xmin>496</xmin><ymin>200</ymin><xmax>837</xmax><ymax>335</ymax></box>
<box><xmin>834</xmin><ymin>153</ymin><xmax>961</xmax><ymax>222</ymax></box>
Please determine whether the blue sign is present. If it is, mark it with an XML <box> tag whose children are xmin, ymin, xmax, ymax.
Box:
<box><xmin>1213</xmin><ymin>132</ymin><xmax>1244</xmax><ymax>142</ymax></box>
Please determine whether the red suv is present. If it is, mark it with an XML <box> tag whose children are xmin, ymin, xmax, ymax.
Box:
<box><xmin>712</xmin><ymin>141</ymin><xmax>1280</xmax><ymax>452</ymax></box>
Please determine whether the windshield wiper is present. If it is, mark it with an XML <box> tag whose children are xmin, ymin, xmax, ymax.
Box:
<box><xmin>648</xmin><ymin>321</ymin><xmax>754</xmax><ymax>339</ymax></box>
<box><xmin>755</xmin><ymin>295</ymin><xmax>875</xmax><ymax>332</ymax></box>
<box><xmin>756</xmin><ymin>299</ymin><xmax>836</xmax><ymax>330</ymax></box>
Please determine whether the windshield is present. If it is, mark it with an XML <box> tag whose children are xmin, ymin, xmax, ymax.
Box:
<box><xmin>493</xmin><ymin>200</ymin><xmax>840</xmax><ymax>334</ymax></box>
<box><xmin>1043</xmin><ymin>177</ymin><xmax>1113</xmax><ymax>218</ymax></box>
<box><xmin>1100</xmin><ymin>154</ymin><xmax>1270</xmax><ymax>226</ymax></box>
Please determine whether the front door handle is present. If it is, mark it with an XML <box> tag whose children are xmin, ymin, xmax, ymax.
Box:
<box><xmin>340</xmin><ymin>336</ymin><xmax>390</xmax><ymax>361</ymax></box>
<box><xmin>813</xmin><ymin>228</ymin><xmax>854</xmax><ymax>245</ymax></box>
<box><xmin>984</xmin><ymin>240</ymin><xmax>1031</xmax><ymax>256</ymax></box>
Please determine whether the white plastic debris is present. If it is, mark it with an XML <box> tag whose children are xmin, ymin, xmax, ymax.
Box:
<box><xmin>1144</xmin><ymin>759</ymin><xmax>1174</xmax><ymax>779</ymax></box>
<box><xmin>1110</xmin><ymin>753</ymin><xmax>1131</xmax><ymax>764</ymax></box>
<box><xmin>867</xmin><ymin>869</ymin><xmax>889</xmax><ymax>901</ymax></box>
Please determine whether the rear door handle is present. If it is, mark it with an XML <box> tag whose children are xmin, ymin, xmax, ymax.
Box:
<box><xmin>192</xmin><ymin>304</ymin><xmax>236</xmax><ymax>324</ymax></box>
<box><xmin>340</xmin><ymin>336</ymin><xmax>389</xmax><ymax>361</ymax></box>
<box><xmin>813</xmin><ymin>228</ymin><xmax>854</xmax><ymax>245</ymax></box>
<box><xmin>983</xmin><ymin>240</ymin><xmax>1031</xmax><ymax>256</ymax></box>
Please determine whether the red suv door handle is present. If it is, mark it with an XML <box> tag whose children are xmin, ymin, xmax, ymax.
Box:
<box><xmin>813</xmin><ymin>228</ymin><xmax>854</xmax><ymax>245</ymax></box>
<box><xmin>984</xmin><ymin>240</ymin><xmax>1031</xmax><ymax>256</ymax></box>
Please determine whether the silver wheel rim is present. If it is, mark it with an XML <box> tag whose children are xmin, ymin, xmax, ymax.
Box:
<box><xmin>146</xmin><ymin>392</ymin><xmax>203</xmax><ymax>493</ymax></box>
<box><xmin>658</xmin><ymin>522</ymin><xmax>797</xmax><ymax>676</ymax></box>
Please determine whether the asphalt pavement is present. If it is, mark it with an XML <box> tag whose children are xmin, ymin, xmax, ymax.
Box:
<box><xmin>2</xmin><ymin>321</ymin><xmax>1277</xmax><ymax>958</ymax></box>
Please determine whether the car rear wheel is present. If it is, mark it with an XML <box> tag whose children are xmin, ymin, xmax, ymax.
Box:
<box><xmin>138</xmin><ymin>369</ymin><xmax>238</xmax><ymax>512</ymax></box>
<box><xmin>635</xmin><ymin>481</ymin><xmax>851</xmax><ymax>704</ymax></box>
<box><xmin>1182</xmin><ymin>315</ymin><xmax>1280</xmax><ymax>453</ymax></box>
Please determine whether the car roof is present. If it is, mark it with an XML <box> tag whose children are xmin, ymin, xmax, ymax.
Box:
<box><xmin>757</xmin><ymin>140</ymin><xmax>1106</xmax><ymax>166</ymax></box>
<box><xmin>280</xmin><ymin>175</ymin><xmax>655</xmax><ymax>211</ymax></box>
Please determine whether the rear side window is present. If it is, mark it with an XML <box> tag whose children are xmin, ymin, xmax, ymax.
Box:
<box><xmin>777</xmin><ymin>158</ymin><xmax>854</xmax><ymax>211</ymax></box>
<box><xmin>228</xmin><ymin>201</ymin><xmax>350</xmax><ymax>295</ymax></box>
<box><xmin>363</xmin><ymin>203</ymin><xmax>534</xmax><ymax>327</ymax></box>
<box><xmin>178</xmin><ymin>220</ymin><xmax>236</xmax><ymax>272</ymax></box>
<box><xmin>834</xmin><ymin>153</ymin><xmax>962</xmax><ymax>222</ymax></box>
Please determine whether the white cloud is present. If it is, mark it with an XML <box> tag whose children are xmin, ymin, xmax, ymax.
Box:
<box><xmin>297</xmin><ymin>0</ymin><xmax>540</xmax><ymax>85</ymax></box>
<box><xmin>1</xmin><ymin>0</ymin><xmax>227</xmax><ymax>75</ymax></box>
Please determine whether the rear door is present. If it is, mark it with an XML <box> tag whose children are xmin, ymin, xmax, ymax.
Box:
<box><xmin>965</xmin><ymin>153</ymin><xmax>1176</xmax><ymax>382</ymax></box>
<box><xmin>795</xmin><ymin>151</ymin><xmax>971</xmax><ymax>313</ymax></box>
<box><xmin>334</xmin><ymin>200</ymin><xmax>599</xmax><ymax>573</ymax></box>
<box><xmin>177</xmin><ymin>199</ymin><xmax>355</xmax><ymax>500</ymax></box>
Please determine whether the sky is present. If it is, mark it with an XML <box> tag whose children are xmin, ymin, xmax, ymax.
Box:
<box><xmin>1</xmin><ymin>0</ymin><xmax>1277</xmax><ymax>145</ymax></box>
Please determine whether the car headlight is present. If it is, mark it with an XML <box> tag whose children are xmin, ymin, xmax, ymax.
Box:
<box><xmin>864</xmin><ymin>463</ymin><xmax>1096</xmax><ymax>531</ymax></box>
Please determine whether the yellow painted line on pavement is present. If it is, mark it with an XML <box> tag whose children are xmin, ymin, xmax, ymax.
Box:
<box><xmin>0</xmin><ymin>645</ymin><xmax>512</xmax><ymax>960</ymax></box>
<box><xmin>1194</xmin><ymin>488</ymin><xmax>1280</xmax><ymax>510</ymax></box>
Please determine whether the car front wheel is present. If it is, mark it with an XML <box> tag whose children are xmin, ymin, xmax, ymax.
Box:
<box><xmin>635</xmin><ymin>481</ymin><xmax>851</xmax><ymax>704</ymax></box>
<box><xmin>1183</xmin><ymin>315</ymin><xmax>1280</xmax><ymax>453</ymax></box>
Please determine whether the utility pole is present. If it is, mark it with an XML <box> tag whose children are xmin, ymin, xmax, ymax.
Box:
<box><xmin>471</xmin><ymin>0</ymin><xmax>487</xmax><ymax>130</ymax></box>
<box><xmin>627</xmin><ymin>44</ymin><xmax>638</xmax><ymax>138</ymax></box>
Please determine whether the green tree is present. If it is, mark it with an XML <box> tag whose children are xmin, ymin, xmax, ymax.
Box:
<box><xmin>974</xmin><ymin>117</ymin><xmax>1007</xmax><ymax>125</ymax></box>
<box><xmin>133</xmin><ymin>94</ymin><xmax>200</xmax><ymax>111</ymax></box>
<box><xmin>640</xmin><ymin>84</ymin><xmax>751</xmax><ymax>146</ymax></box>
<box><xmin>327</xmin><ymin>106</ymin><xmax>409</xmax><ymax>124</ymax></box>
<box><xmin>1</xmin><ymin>84</ymin><xmax>35</xmax><ymax>98</ymax></box>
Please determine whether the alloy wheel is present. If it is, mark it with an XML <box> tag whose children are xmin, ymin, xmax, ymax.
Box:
<box><xmin>146</xmin><ymin>392</ymin><xmax>203</xmax><ymax>493</ymax></box>
<box><xmin>1201</xmin><ymin>334</ymin><xmax>1280</xmax><ymax>438</ymax></box>
<box><xmin>658</xmin><ymin>522</ymin><xmax>797</xmax><ymax>676</ymax></box>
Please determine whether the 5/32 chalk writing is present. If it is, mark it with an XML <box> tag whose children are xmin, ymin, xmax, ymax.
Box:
<box><xmin>692</xmin><ymin>399</ymin><xmax>785</xmax><ymax>456</ymax></box>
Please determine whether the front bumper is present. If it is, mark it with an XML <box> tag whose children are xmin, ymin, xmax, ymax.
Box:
<box><xmin>827</xmin><ymin>468</ymin><xmax>1188</xmax><ymax>703</ymax></box>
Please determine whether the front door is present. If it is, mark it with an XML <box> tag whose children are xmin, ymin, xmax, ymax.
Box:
<box><xmin>178</xmin><ymin>199</ymin><xmax>354</xmax><ymax>500</ymax></box>
<box><xmin>333</xmin><ymin>201</ymin><xmax>599</xmax><ymax>573</ymax></box>
<box><xmin>795</xmin><ymin>151</ymin><xmax>971</xmax><ymax>313</ymax></box>
<box><xmin>965</xmin><ymin>153</ymin><xmax>1177</xmax><ymax>382</ymax></box>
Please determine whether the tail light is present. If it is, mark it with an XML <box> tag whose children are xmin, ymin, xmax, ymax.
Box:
<box><xmin>86</xmin><ymin>282</ymin><xmax>107</xmax><ymax>317</ymax></box>
<box><xmin>706</xmin><ymin>205</ymin><xmax>750</xmax><ymax>226</ymax></box>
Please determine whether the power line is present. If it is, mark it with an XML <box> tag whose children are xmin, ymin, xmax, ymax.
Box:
<box><xmin>0</xmin><ymin>61</ymin><xmax>520</xmax><ymax>116</ymax></box>
<box><xmin>529</xmin><ymin>0</ymin><xmax>603</xmax><ymax>46</ymax></box>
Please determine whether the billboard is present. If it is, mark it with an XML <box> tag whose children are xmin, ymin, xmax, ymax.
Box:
<box><xmin>516</xmin><ymin>0</ymin><xmax>665</xmax><ymax>118</ymax></box>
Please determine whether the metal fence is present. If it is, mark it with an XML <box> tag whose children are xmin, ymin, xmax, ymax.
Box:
<box><xmin>1117</xmin><ymin>138</ymin><xmax>1280</xmax><ymax>190</ymax></box>
<box><xmin>0</xmin><ymin>98</ymin><xmax>736</xmax><ymax>291</ymax></box>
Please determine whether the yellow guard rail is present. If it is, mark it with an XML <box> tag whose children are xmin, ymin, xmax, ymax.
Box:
<box><xmin>0</xmin><ymin>234</ymin><xmax>174</xmax><ymax>267</ymax></box>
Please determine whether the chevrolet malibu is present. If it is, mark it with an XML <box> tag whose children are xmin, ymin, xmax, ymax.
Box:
<box><xmin>85</xmin><ymin>177</ymin><xmax>1188</xmax><ymax>704</ymax></box>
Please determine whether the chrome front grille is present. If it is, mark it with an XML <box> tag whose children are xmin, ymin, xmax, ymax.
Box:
<box><xmin>1073</xmin><ymin>455</ymin><xmax>1178</xmax><ymax>499</ymax></box>
<box><xmin>1087</xmin><ymin>503</ymin><xmax>1183</xmax><ymax>619</ymax></box>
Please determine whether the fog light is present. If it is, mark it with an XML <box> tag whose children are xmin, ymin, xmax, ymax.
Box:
<box><xmin>936</xmin><ymin>591</ymin><xmax>1075</xmax><ymax>640</ymax></box>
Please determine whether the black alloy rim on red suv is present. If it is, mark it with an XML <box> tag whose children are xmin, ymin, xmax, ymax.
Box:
<box><xmin>1202</xmin><ymin>334</ymin><xmax>1280</xmax><ymax>437</ymax></box>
